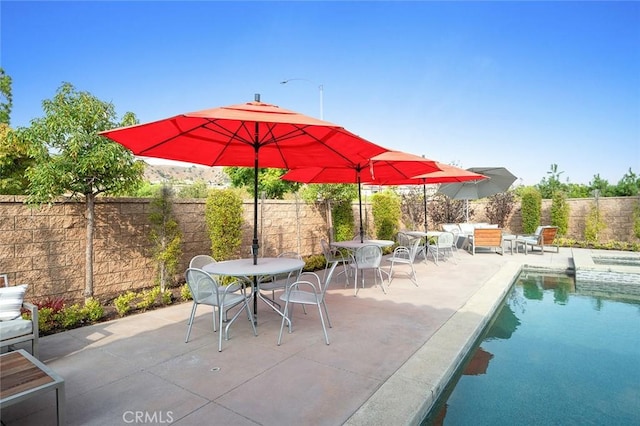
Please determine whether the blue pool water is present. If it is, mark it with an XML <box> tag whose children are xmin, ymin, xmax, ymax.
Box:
<box><xmin>424</xmin><ymin>272</ymin><xmax>640</xmax><ymax>425</ymax></box>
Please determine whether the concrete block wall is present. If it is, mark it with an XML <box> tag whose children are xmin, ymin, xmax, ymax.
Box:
<box><xmin>1</xmin><ymin>195</ymin><xmax>638</xmax><ymax>303</ymax></box>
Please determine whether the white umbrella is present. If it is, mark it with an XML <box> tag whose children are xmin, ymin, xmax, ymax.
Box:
<box><xmin>437</xmin><ymin>167</ymin><xmax>517</xmax><ymax>222</ymax></box>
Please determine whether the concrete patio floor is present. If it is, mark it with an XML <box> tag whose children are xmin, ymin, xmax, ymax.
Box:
<box><xmin>1</xmin><ymin>246</ymin><xmax>580</xmax><ymax>425</ymax></box>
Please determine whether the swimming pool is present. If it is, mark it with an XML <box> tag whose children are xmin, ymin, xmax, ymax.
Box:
<box><xmin>423</xmin><ymin>271</ymin><xmax>640</xmax><ymax>425</ymax></box>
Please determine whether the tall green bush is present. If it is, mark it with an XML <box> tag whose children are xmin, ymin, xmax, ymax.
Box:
<box><xmin>584</xmin><ymin>202</ymin><xmax>606</xmax><ymax>244</ymax></box>
<box><xmin>520</xmin><ymin>187</ymin><xmax>542</xmax><ymax>234</ymax></box>
<box><xmin>633</xmin><ymin>200</ymin><xmax>640</xmax><ymax>239</ymax></box>
<box><xmin>205</xmin><ymin>189</ymin><xmax>244</xmax><ymax>260</ymax></box>
<box><xmin>371</xmin><ymin>190</ymin><xmax>401</xmax><ymax>240</ymax></box>
<box><xmin>550</xmin><ymin>191</ymin><xmax>570</xmax><ymax>236</ymax></box>
<box><xmin>332</xmin><ymin>200</ymin><xmax>355</xmax><ymax>241</ymax></box>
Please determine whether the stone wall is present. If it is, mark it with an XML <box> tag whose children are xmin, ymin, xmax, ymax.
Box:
<box><xmin>469</xmin><ymin>196</ymin><xmax>639</xmax><ymax>242</ymax></box>
<box><xmin>1</xmin><ymin>195</ymin><xmax>638</xmax><ymax>303</ymax></box>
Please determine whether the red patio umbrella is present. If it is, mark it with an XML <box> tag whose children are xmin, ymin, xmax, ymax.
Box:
<box><xmin>100</xmin><ymin>95</ymin><xmax>388</xmax><ymax>265</ymax></box>
<box><xmin>281</xmin><ymin>151</ymin><xmax>442</xmax><ymax>242</ymax></box>
<box><xmin>368</xmin><ymin>163</ymin><xmax>487</xmax><ymax>231</ymax></box>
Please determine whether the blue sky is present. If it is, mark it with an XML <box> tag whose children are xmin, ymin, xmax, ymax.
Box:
<box><xmin>2</xmin><ymin>1</ymin><xmax>639</xmax><ymax>186</ymax></box>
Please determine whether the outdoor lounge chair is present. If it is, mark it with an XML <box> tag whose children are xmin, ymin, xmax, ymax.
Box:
<box><xmin>0</xmin><ymin>278</ymin><xmax>39</xmax><ymax>359</ymax></box>
<box><xmin>517</xmin><ymin>226</ymin><xmax>559</xmax><ymax>254</ymax></box>
<box><xmin>470</xmin><ymin>228</ymin><xmax>504</xmax><ymax>255</ymax></box>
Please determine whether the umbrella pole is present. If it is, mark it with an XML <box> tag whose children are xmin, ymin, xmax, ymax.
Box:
<box><xmin>357</xmin><ymin>173</ymin><xmax>364</xmax><ymax>243</ymax></box>
<box><xmin>252</xmin><ymin>133</ymin><xmax>260</xmax><ymax>319</ymax></box>
<box><xmin>423</xmin><ymin>183</ymin><xmax>428</xmax><ymax>232</ymax></box>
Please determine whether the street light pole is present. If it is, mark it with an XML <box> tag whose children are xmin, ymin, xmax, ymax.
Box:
<box><xmin>280</xmin><ymin>78</ymin><xmax>324</xmax><ymax>120</ymax></box>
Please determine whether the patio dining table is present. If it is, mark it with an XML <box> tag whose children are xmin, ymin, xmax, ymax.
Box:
<box><xmin>330</xmin><ymin>239</ymin><xmax>395</xmax><ymax>251</ymax></box>
<box><xmin>203</xmin><ymin>257</ymin><xmax>304</xmax><ymax>324</ymax></box>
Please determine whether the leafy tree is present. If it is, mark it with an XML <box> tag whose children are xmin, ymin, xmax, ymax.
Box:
<box><xmin>612</xmin><ymin>168</ymin><xmax>639</xmax><ymax>196</ymax></box>
<box><xmin>0</xmin><ymin>125</ymin><xmax>38</xmax><ymax>194</ymax></box>
<box><xmin>588</xmin><ymin>174</ymin><xmax>614</xmax><ymax>197</ymax></box>
<box><xmin>299</xmin><ymin>183</ymin><xmax>358</xmax><ymax>240</ymax></box>
<box><xmin>224</xmin><ymin>167</ymin><xmax>300</xmax><ymax>199</ymax></box>
<box><xmin>20</xmin><ymin>83</ymin><xmax>145</xmax><ymax>300</ymax></box>
<box><xmin>0</xmin><ymin>68</ymin><xmax>12</xmax><ymax>125</ymax></box>
<box><xmin>565</xmin><ymin>183</ymin><xmax>590</xmax><ymax>199</ymax></box>
<box><xmin>178</xmin><ymin>179</ymin><xmax>209</xmax><ymax>198</ymax></box>
<box><xmin>148</xmin><ymin>185</ymin><xmax>183</xmax><ymax>292</ymax></box>
<box><xmin>536</xmin><ymin>163</ymin><xmax>566</xmax><ymax>199</ymax></box>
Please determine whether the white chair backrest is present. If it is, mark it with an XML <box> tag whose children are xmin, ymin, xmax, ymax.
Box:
<box><xmin>185</xmin><ymin>268</ymin><xmax>219</xmax><ymax>304</ymax></box>
<box><xmin>189</xmin><ymin>255</ymin><xmax>216</xmax><ymax>269</ymax></box>
<box><xmin>442</xmin><ymin>224</ymin><xmax>460</xmax><ymax>234</ymax></box>
<box><xmin>396</xmin><ymin>232</ymin><xmax>410</xmax><ymax>247</ymax></box>
<box><xmin>0</xmin><ymin>274</ymin><xmax>8</xmax><ymax>287</ymax></box>
<box><xmin>408</xmin><ymin>237</ymin><xmax>422</xmax><ymax>260</ymax></box>
<box><xmin>278</xmin><ymin>251</ymin><xmax>302</xmax><ymax>260</ymax></box>
<box><xmin>355</xmin><ymin>245</ymin><xmax>382</xmax><ymax>268</ymax></box>
<box><xmin>437</xmin><ymin>232</ymin><xmax>455</xmax><ymax>248</ymax></box>
<box><xmin>459</xmin><ymin>223</ymin><xmax>475</xmax><ymax>234</ymax></box>
<box><xmin>297</xmin><ymin>271</ymin><xmax>329</xmax><ymax>301</ymax></box>
<box><xmin>320</xmin><ymin>239</ymin><xmax>331</xmax><ymax>256</ymax></box>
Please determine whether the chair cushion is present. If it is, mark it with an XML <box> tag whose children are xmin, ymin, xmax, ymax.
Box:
<box><xmin>0</xmin><ymin>285</ymin><xmax>28</xmax><ymax>321</ymax></box>
<box><xmin>459</xmin><ymin>223</ymin><xmax>475</xmax><ymax>234</ymax></box>
<box><xmin>0</xmin><ymin>317</ymin><xmax>33</xmax><ymax>340</ymax></box>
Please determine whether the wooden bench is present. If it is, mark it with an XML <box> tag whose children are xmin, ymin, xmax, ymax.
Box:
<box><xmin>471</xmin><ymin>228</ymin><xmax>504</xmax><ymax>255</ymax></box>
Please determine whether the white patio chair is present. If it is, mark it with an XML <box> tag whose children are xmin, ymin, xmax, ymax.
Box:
<box><xmin>278</xmin><ymin>271</ymin><xmax>331</xmax><ymax>345</ymax></box>
<box><xmin>348</xmin><ymin>244</ymin><xmax>388</xmax><ymax>296</ymax></box>
<box><xmin>387</xmin><ymin>236</ymin><xmax>422</xmax><ymax>286</ymax></box>
<box><xmin>258</xmin><ymin>251</ymin><xmax>303</xmax><ymax>310</ymax></box>
<box><xmin>184</xmin><ymin>268</ymin><xmax>257</xmax><ymax>352</ymax></box>
<box><xmin>320</xmin><ymin>239</ymin><xmax>350</xmax><ymax>286</ymax></box>
<box><xmin>427</xmin><ymin>232</ymin><xmax>457</xmax><ymax>265</ymax></box>
<box><xmin>189</xmin><ymin>254</ymin><xmax>216</xmax><ymax>269</ymax></box>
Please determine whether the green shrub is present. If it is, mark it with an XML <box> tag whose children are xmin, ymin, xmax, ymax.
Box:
<box><xmin>82</xmin><ymin>297</ymin><xmax>104</xmax><ymax>322</ymax></box>
<box><xmin>520</xmin><ymin>187</ymin><xmax>542</xmax><ymax>234</ymax></box>
<box><xmin>303</xmin><ymin>254</ymin><xmax>326</xmax><ymax>272</ymax></box>
<box><xmin>633</xmin><ymin>201</ymin><xmax>640</xmax><ymax>239</ymax></box>
<box><xmin>149</xmin><ymin>185</ymin><xmax>183</xmax><ymax>292</ymax></box>
<box><xmin>332</xmin><ymin>200</ymin><xmax>355</xmax><ymax>241</ymax></box>
<box><xmin>180</xmin><ymin>283</ymin><xmax>192</xmax><ymax>301</ymax></box>
<box><xmin>372</xmin><ymin>190</ymin><xmax>401</xmax><ymax>240</ymax></box>
<box><xmin>115</xmin><ymin>291</ymin><xmax>137</xmax><ymax>317</ymax></box>
<box><xmin>136</xmin><ymin>287</ymin><xmax>161</xmax><ymax>310</ymax></box>
<box><xmin>205</xmin><ymin>189</ymin><xmax>244</xmax><ymax>260</ymax></box>
<box><xmin>550</xmin><ymin>191</ymin><xmax>570</xmax><ymax>236</ymax></box>
<box><xmin>161</xmin><ymin>289</ymin><xmax>173</xmax><ymax>305</ymax></box>
<box><xmin>37</xmin><ymin>307</ymin><xmax>55</xmax><ymax>333</ymax></box>
<box><xmin>55</xmin><ymin>303</ymin><xmax>85</xmax><ymax>329</ymax></box>
<box><xmin>584</xmin><ymin>203</ymin><xmax>606</xmax><ymax>244</ymax></box>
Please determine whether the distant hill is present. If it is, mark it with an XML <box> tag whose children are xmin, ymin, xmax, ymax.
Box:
<box><xmin>143</xmin><ymin>163</ymin><xmax>230</xmax><ymax>186</ymax></box>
